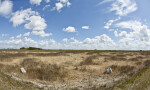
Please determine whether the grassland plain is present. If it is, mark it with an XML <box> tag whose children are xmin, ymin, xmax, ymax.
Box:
<box><xmin>0</xmin><ymin>50</ymin><xmax>150</xmax><ymax>90</ymax></box>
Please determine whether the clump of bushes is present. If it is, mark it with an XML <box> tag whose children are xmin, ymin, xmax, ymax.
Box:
<box><xmin>20</xmin><ymin>47</ymin><xmax>42</xmax><ymax>50</ymax></box>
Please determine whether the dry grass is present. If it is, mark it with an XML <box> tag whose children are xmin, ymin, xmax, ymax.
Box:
<box><xmin>105</xmin><ymin>56</ymin><xmax>127</xmax><ymax>61</ymax></box>
<box><xmin>110</xmin><ymin>65</ymin><xmax>135</xmax><ymax>74</ymax></box>
<box><xmin>144</xmin><ymin>60</ymin><xmax>150</xmax><ymax>67</ymax></box>
<box><xmin>21</xmin><ymin>58</ymin><xmax>68</xmax><ymax>82</ymax></box>
<box><xmin>80</xmin><ymin>55</ymin><xmax>98</xmax><ymax>65</ymax></box>
<box><xmin>1</xmin><ymin>50</ymin><xmax>150</xmax><ymax>89</ymax></box>
<box><xmin>31</xmin><ymin>52</ymin><xmax>68</xmax><ymax>56</ymax></box>
<box><xmin>0</xmin><ymin>53</ymin><xmax>26</xmax><ymax>61</ymax></box>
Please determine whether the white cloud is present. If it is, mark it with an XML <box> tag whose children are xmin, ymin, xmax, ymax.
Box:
<box><xmin>114</xmin><ymin>30</ymin><xmax>128</xmax><ymax>38</ymax></box>
<box><xmin>98</xmin><ymin>0</ymin><xmax>114</xmax><ymax>5</ymax></box>
<box><xmin>10</xmin><ymin>8</ymin><xmax>38</xmax><ymax>27</ymax></box>
<box><xmin>115</xmin><ymin>20</ymin><xmax>141</xmax><ymax>30</ymax></box>
<box><xmin>30</xmin><ymin>0</ymin><xmax>50</xmax><ymax>5</ymax></box>
<box><xmin>53</xmin><ymin>0</ymin><xmax>71</xmax><ymax>11</ymax></box>
<box><xmin>0</xmin><ymin>33</ymin><xmax>117</xmax><ymax>50</ymax></box>
<box><xmin>43</xmin><ymin>5</ymin><xmax>50</xmax><ymax>10</ymax></box>
<box><xmin>23</xmin><ymin>32</ymin><xmax>30</xmax><ymax>37</ymax></box>
<box><xmin>55</xmin><ymin>2</ymin><xmax>63</xmax><ymax>11</ymax></box>
<box><xmin>10</xmin><ymin>8</ymin><xmax>51</xmax><ymax>37</ymax></box>
<box><xmin>63</xmin><ymin>26</ymin><xmax>76</xmax><ymax>32</ymax></box>
<box><xmin>1</xmin><ymin>34</ymin><xmax>8</xmax><ymax>37</ymax></box>
<box><xmin>62</xmin><ymin>38</ymin><xmax>68</xmax><ymax>42</ymax></box>
<box><xmin>82</xmin><ymin>26</ymin><xmax>89</xmax><ymax>30</ymax></box>
<box><xmin>24</xmin><ymin>16</ymin><xmax>47</xmax><ymax>31</ymax></box>
<box><xmin>104</xmin><ymin>17</ymin><xmax>120</xmax><ymax>29</ymax></box>
<box><xmin>110</xmin><ymin>0</ymin><xmax>137</xmax><ymax>16</ymax></box>
<box><xmin>10</xmin><ymin>37</ymin><xmax>14</xmax><ymax>40</ymax></box>
<box><xmin>16</xmin><ymin>34</ymin><xmax>22</xmax><ymax>38</ymax></box>
<box><xmin>0</xmin><ymin>37</ymin><xmax>61</xmax><ymax>49</ymax></box>
<box><xmin>30</xmin><ymin>0</ymin><xmax>42</xmax><ymax>5</ymax></box>
<box><xmin>0</xmin><ymin>0</ymin><xmax>13</xmax><ymax>16</ymax></box>
<box><xmin>115</xmin><ymin>20</ymin><xmax>150</xmax><ymax>49</ymax></box>
<box><xmin>32</xmin><ymin>31</ymin><xmax>52</xmax><ymax>37</ymax></box>
<box><xmin>45</xmin><ymin>0</ymin><xmax>50</xmax><ymax>3</ymax></box>
<box><xmin>62</xmin><ymin>34</ymin><xmax>116</xmax><ymax>50</ymax></box>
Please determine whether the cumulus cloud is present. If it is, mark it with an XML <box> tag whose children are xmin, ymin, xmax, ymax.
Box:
<box><xmin>53</xmin><ymin>0</ymin><xmax>71</xmax><ymax>11</ymax></box>
<box><xmin>30</xmin><ymin>0</ymin><xmax>50</xmax><ymax>5</ymax></box>
<box><xmin>24</xmin><ymin>16</ymin><xmax>47</xmax><ymax>31</ymax></box>
<box><xmin>62</xmin><ymin>38</ymin><xmax>68</xmax><ymax>42</ymax></box>
<box><xmin>0</xmin><ymin>37</ymin><xmax>61</xmax><ymax>49</ymax></box>
<box><xmin>115</xmin><ymin>20</ymin><xmax>150</xmax><ymax>49</ymax></box>
<box><xmin>83</xmin><ymin>34</ymin><xmax>116</xmax><ymax>48</ymax></box>
<box><xmin>63</xmin><ymin>26</ymin><xmax>76</xmax><ymax>32</ymax></box>
<box><xmin>61</xmin><ymin>34</ymin><xmax>116</xmax><ymax>50</ymax></box>
<box><xmin>55</xmin><ymin>2</ymin><xmax>63</xmax><ymax>11</ymax></box>
<box><xmin>110</xmin><ymin>0</ymin><xmax>137</xmax><ymax>16</ymax></box>
<box><xmin>10</xmin><ymin>8</ymin><xmax>38</xmax><ymax>27</ymax></box>
<box><xmin>32</xmin><ymin>31</ymin><xmax>52</xmax><ymax>37</ymax></box>
<box><xmin>23</xmin><ymin>32</ymin><xmax>30</xmax><ymax>37</ymax></box>
<box><xmin>30</xmin><ymin>0</ymin><xmax>42</xmax><ymax>5</ymax></box>
<box><xmin>82</xmin><ymin>26</ymin><xmax>89</xmax><ymax>30</ymax></box>
<box><xmin>16</xmin><ymin>34</ymin><xmax>22</xmax><ymax>38</ymax></box>
<box><xmin>10</xmin><ymin>8</ymin><xmax>51</xmax><ymax>37</ymax></box>
<box><xmin>0</xmin><ymin>34</ymin><xmax>116</xmax><ymax>50</ymax></box>
<box><xmin>0</xmin><ymin>0</ymin><xmax>13</xmax><ymax>16</ymax></box>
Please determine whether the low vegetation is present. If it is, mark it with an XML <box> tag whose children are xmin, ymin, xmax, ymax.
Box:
<box><xmin>21</xmin><ymin>58</ymin><xmax>68</xmax><ymax>82</ymax></box>
<box><xmin>20</xmin><ymin>47</ymin><xmax>42</xmax><ymax>50</ymax></box>
<box><xmin>0</xmin><ymin>50</ymin><xmax>150</xmax><ymax>89</ymax></box>
<box><xmin>80</xmin><ymin>55</ymin><xmax>99</xmax><ymax>65</ymax></box>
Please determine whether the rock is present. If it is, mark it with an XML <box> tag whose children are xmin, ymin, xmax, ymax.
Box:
<box><xmin>105</xmin><ymin>67</ymin><xmax>112</xmax><ymax>74</ymax></box>
<box><xmin>20</xmin><ymin>67</ymin><xmax>26</xmax><ymax>74</ymax></box>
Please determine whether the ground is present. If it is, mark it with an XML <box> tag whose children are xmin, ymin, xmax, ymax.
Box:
<box><xmin>0</xmin><ymin>50</ymin><xmax>150</xmax><ymax>90</ymax></box>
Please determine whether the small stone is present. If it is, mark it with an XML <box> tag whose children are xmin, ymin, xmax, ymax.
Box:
<box><xmin>105</xmin><ymin>67</ymin><xmax>112</xmax><ymax>74</ymax></box>
<box><xmin>20</xmin><ymin>67</ymin><xmax>26</xmax><ymax>74</ymax></box>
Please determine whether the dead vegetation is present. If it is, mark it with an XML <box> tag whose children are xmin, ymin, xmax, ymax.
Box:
<box><xmin>0</xmin><ymin>50</ymin><xmax>150</xmax><ymax>89</ymax></box>
<box><xmin>80</xmin><ymin>55</ymin><xmax>99</xmax><ymax>65</ymax></box>
<box><xmin>110</xmin><ymin>65</ymin><xmax>135</xmax><ymax>74</ymax></box>
<box><xmin>0</xmin><ymin>53</ymin><xmax>26</xmax><ymax>62</ymax></box>
<box><xmin>105</xmin><ymin>56</ymin><xmax>127</xmax><ymax>61</ymax></box>
<box><xmin>21</xmin><ymin>58</ymin><xmax>68</xmax><ymax>82</ymax></box>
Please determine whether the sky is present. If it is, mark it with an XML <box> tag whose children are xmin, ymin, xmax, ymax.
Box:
<box><xmin>0</xmin><ymin>0</ymin><xmax>150</xmax><ymax>50</ymax></box>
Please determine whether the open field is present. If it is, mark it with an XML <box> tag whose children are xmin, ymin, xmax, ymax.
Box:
<box><xmin>0</xmin><ymin>50</ymin><xmax>150</xmax><ymax>90</ymax></box>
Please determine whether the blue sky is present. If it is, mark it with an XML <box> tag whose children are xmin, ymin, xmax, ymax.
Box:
<box><xmin>0</xmin><ymin>0</ymin><xmax>150</xmax><ymax>50</ymax></box>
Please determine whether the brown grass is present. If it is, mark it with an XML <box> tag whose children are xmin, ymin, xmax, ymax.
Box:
<box><xmin>144</xmin><ymin>60</ymin><xmax>150</xmax><ymax>67</ymax></box>
<box><xmin>32</xmin><ymin>52</ymin><xmax>68</xmax><ymax>56</ymax></box>
<box><xmin>128</xmin><ymin>57</ymin><xmax>138</xmax><ymax>61</ymax></box>
<box><xmin>110</xmin><ymin>65</ymin><xmax>135</xmax><ymax>74</ymax></box>
<box><xmin>0</xmin><ymin>53</ymin><xmax>26</xmax><ymax>61</ymax></box>
<box><xmin>80</xmin><ymin>55</ymin><xmax>98</xmax><ymax>65</ymax></box>
<box><xmin>105</xmin><ymin>56</ymin><xmax>127</xmax><ymax>61</ymax></box>
<box><xmin>21</xmin><ymin>58</ymin><xmax>68</xmax><ymax>82</ymax></box>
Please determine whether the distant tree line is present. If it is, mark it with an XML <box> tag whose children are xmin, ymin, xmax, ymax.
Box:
<box><xmin>20</xmin><ymin>47</ymin><xmax>42</xmax><ymax>50</ymax></box>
